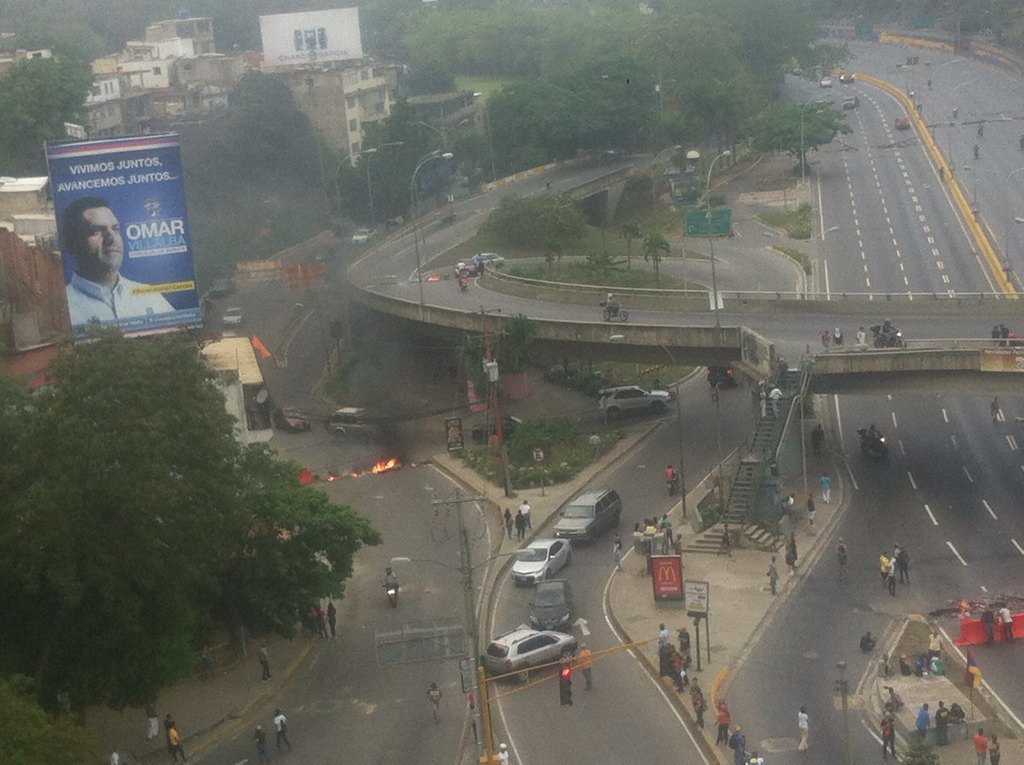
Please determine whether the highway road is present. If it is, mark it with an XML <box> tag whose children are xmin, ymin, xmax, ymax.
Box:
<box><xmin>717</xmin><ymin>44</ymin><xmax>1024</xmax><ymax>765</ymax></box>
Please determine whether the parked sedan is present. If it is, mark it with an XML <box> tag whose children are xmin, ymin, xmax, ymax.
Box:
<box><xmin>529</xmin><ymin>579</ymin><xmax>575</xmax><ymax>631</ymax></box>
<box><xmin>511</xmin><ymin>538</ymin><xmax>572</xmax><ymax>585</ymax></box>
<box><xmin>482</xmin><ymin>627</ymin><xmax>578</xmax><ymax>675</ymax></box>
<box><xmin>273</xmin><ymin>406</ymin><xmax>311</xmax><ymax>432</ymax></box>
<box><xmin>895</xmin><ymin>117</ymin><xmax>911</xmax><ymax>131</ymax></box>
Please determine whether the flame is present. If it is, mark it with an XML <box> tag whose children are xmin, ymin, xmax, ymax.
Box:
<box><xmin>371</xmin><ymin>457</ymin><xmax>401</xmax><ymax>474</ymax></box>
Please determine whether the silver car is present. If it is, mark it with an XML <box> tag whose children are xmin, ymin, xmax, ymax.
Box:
<box><xmin>598</xmin><ymin>385</ymin><xmax>674</xmax><ymax>418</ymax></box>
<box><xmin>511</xmin><ymin>538</ymin><xmax>572</xmax><ymax>585</ymax></box>
<box><xmin>482</xmin><ymin>627</ymin><xmax>578</xmax><ymax>675</ymax></box>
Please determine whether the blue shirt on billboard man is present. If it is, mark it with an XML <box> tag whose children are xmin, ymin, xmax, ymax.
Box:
<box><xmin>62</xmin><ymin>196</ymin><xmax>174</xmax><ymax>326</ymax></box>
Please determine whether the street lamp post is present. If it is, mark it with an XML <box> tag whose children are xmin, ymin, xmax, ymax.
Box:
<box><xmin>411</xmin><ymin>150</ymin><xmax>455</xmax><ymax>307</ymax></box>
<box><xmin>704</xmin><ymin>150</ymin><xmax>731</xmax><ymax>329</ymax></box>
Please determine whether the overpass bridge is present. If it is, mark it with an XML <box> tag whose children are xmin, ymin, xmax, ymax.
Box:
<box><xmin>350</xmin><ymin>288</ymin><xmax>1024</xmax><ymax>394</ymax></box>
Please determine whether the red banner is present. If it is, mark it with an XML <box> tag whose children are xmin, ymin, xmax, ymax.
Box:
<box><xmin>651</xmin><ymin>555</ymin><xmax>684</xmax><ymax>600</ymax></box>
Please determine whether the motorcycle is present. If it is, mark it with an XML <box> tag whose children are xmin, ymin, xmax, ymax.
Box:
<box><xmin>383</xmin><ymin>572</ymin><xmax>399</xmax><ymax>607</ymax></box>
<box><xmin>601</xmin><ymin>300</ymin><xmax>628</xmax><ymax>322</ymax></box>
<box><xmin>870</xmin><ymin>322</ymin><xmax>905</xmax><ymax>348</ymax></box>
<box><xmin>857</xmin><ymin>427</ymin><xmax>889</xmax><ymax>459</ymax></box>
<box><xmin>458</xmin><ymin>274</ymin><xmax>469</xmax><ymax>292</ymax></box>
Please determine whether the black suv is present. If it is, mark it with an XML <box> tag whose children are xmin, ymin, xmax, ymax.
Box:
<box><xmin>554</xmin><ymin>488</ymin><xmax>622</xmax><ymax>543</ymax></box>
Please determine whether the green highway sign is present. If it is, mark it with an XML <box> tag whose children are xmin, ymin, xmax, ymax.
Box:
<box><xmin>686</xmin><ymin>208</ymin><xmax>732</xmax><ymax>237</ymax></box>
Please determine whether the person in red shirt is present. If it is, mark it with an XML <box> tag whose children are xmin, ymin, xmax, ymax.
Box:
<box><xmin>715</xmin><ymin>701</ymin><xmax>731</xmax><ymax>745</ymax></box>
<box><xmin>973</xmin><ymin>728</ymin><xmax>989</xmax><ymax>765</ymax></box>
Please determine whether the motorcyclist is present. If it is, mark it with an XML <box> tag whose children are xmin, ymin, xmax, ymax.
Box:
<box><xmin>860</xmin><ymin>631</ymin><xmax>877</xmax><ymax>652</ymax></box>
<box><xmin>383</xmin><ymin>567</ymin><xmax>399</xmax><ymax>591</ymax></box>
<box><xmin>867</xmin><ymin>424</ymin><xmax>881</xmax><ymax>442</ymax></box>
<box><xmin>665</xmin><ymin>465</ymin><xmax>679</xmax><ymax>495</ymax></box>
<box><xmin>603</xmin><ymin>293</ymin><xmax>621</xmax><ymax>316</ymax></box>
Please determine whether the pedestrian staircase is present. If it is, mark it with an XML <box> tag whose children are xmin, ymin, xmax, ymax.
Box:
<box><xmin>681</xmin><ymin>367</ymin><xmax>806</xmax><ymax>554</ymax></box>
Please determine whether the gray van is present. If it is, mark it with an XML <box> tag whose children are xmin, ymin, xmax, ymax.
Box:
<box><xmin>554</xmin><ymin>488</ymin><xmax>622</xmax><ymax>543</ymax></box>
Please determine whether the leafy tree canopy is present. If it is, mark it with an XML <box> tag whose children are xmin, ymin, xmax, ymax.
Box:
<box><xmin>0</xmin><ymin>332</ymin><xmax>378</xmax><ymax>710</ymax></box>
<box><xmin>481</xmin><ymin>194</ymin><xmax>586</xmax><ymax>254</ymax></box>
<box><xmin>748</xmin><ymin>102</ymin><xmax>852</xmax><ymax>163</ymax></box>
<box><xmin>0</xmin><ymin>675</ymin><xmax>98</xmax><ymax>764</ymax></box>
<box><xmin>0</xmin><ymin>57</ymin><xmax>92</xmax><ymax>175</ymax></box>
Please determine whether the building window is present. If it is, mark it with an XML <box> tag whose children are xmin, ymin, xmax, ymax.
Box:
<box><xmin>349</xmin><ymin>119</ymin><xmax>358</xmax><ymax>132</ymax></box>
<box><xmin>360</xmin><ymin>69</ymin><xmax>369</xmax><ymax>80</ymax></box>
<box><xmin>351</xmin><ymin>142</ymin><xmax>360</xmax><ymax>155</ymax></box>
<box><xmin>91</xmin><ymin>85</ymin><xmax>101</xmax><ymax>96</ymax></box>
<box><xmin>153</xmin><ymin>66</ymin><xmax>162</xmax><ymax>75</ymax></box>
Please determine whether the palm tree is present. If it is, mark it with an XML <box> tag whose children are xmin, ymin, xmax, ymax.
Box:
<box><xmin>642</xmin><ymin>231</ymin><xmax>670</xmax><ymax>282</ymax></box>
<box><xmin>620</xmin><ymin>223</ymin><xmax>641</xmax><ymax>269</ymax></box>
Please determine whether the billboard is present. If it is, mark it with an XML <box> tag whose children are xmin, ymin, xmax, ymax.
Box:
<box><xmin>259</xmin><ymin>9</ymin><xmax>362</xmax><ymax>69</ymax></box>
<box><xmin>46</xmin><ymin>134</ymin><xmax>201</xmax><ymax>338</ymax></box>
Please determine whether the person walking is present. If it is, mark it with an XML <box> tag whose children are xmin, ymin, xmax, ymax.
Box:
<box><xmin>807</xmin><ymin>494</ymin><xmax>816</xmax><ymax>528</ymax></box>
<box><xmin>935</xmin><ymin>700</ymin><xmax>950</xmax><ymax>746</ymax></box>
<box><xmin>989</xmin><ymin>733</ymin><xmax>1001</xmax><ymax>765</ymax></box>
<box><xmin>881</xmin><ymin>710</ymin><xmax>897</xmax><ymax>759</ymax></box>
<box><xmin>837</xmin><ymin>538</ymin><xmax>848</xmax><ymax>576</ymax></box>
<box><xmin>981</xmin><ymin>606</ymin><xmax>996</xmax><ymax>643</ymax></box>
<box><xmin>974</xmin><ymin>728</ymin><xmax>989</xmax><ymax>765</ymax></box>
<box><xmin>879</xmin><ymin>552</ymin><xmax>891</xmax><ymax>584</ymax></box>
<box><xmin>327</xmin><ymin>600</ymin><xmax>337</xmax><ymax>638</ymax></box>
<box><xmin>427</xmin><ymin>683</ymin><xmax>443</xmax><ymax>722</ymax></box>
<box><xmin>998</xmin><ymin>604</ymin><xmax>1014</xmax><ymax>640</ymax></box>
<box><xmin>991</xmin><ymin>397</ymin><xmax>1000</xmax><ymax>423</ymax></box>
<box><xmin>729</xmin><ymin>726</ymin><xmax>747</xmax><ymax>765</ymax></box>
<box><xmin>887</xmin><ymin>557</ymin><xmax>897</xmax><ymax>596</ymax></box>
<box><xmin>589</xmin><ymin>432</ymin><xmax>601</xmax><ymax>458</ymax></box>
<box><xmin>514</xmin><ymin>509</ymin><xmax>526</xmax><ymax>541</ymax></box>
<box><xmin>518</xmin><ymin>499</ymin><xmax>532</xmax><ymax>530</ymax></box>
<box><xmin>758</xmin><ymin>387</ymin><xmax>767</xmax><ymax>419</ymax></box>
<box><xmin>768</xmin><ymin>386</ymin><xmax>782</xmax><ymax>417</ymax></box>
<box><xmin>163</xmin><ymin>713</ymin><xmax>175</xmax><ymax>741</ymax></box>
<box><xmin>691</xmin><ymin>679</ymin><xmax>707</xmax><ymax>728</ymax></box>
<box><xmin>145</xmin><ymin>703</ymin><xmax>159</xmax><ymax>740</ymax></box>
<box><xmin>273</xmin><ymin>708</ymin><xmax>292</xmax><ymax>751</ymax></box>
<box><xmin>896</xmin><ymin>544</ymin><xmax>910</xmax><ymax>583</ymax></box>
<box><xmin>503</xmin><ymin>508</ymin><xmax>514</xmax><ymax>539</ymax></box>
<box><xmin>916</xmin><ymin>703</ymin><xmax>930</xmax><ymax>740</ymax></box>
<box><xmin>254</xmin><ymin>725</ymin><xmax>271</xmax><ymax>764</ymax></box>
<box><xmin>497</xmin><ymin>742</ymin><xmax>510</xmax><ymax>764</ymax></box>
<box><xmin>612</xmin><ymin>535</ymin><xmax>623</xmax><ymax>570</ymax></box>
<box><xmin>167</xmin><ymin>725</ymin><xmax>186</xmax><ymax>763</ymax></box>
<box><xmin>820</xmin><ymin>471</ymin><xmax>831</xmax><ymax>503</ymax></box>
<box><xmin>766</xmin><ymin>556</ymin><xmax>779</xmax><ymax>595</ymax></box>
<box><xmin>576</xmin><ymin>644</ymin><xmax>593</xmax><ymax>690</ymax></box>
<box><xmin>785</xmin><ymin>533</ymin><xmax>798</xmax><ymax>574</ymax></box>
<box><xmin>258</xmin><ymin>645</ymin><xmax>271</xmax><ymax>681</ymax></box>
<box><xmin>797</xmin><ymin>706</ymin><xmax>809</xmax><ymax>752</ymax></box>
<box><xmin>715</xmin><ymin>701</ymin><xmax>731</xmax><ymax>745</ymax></box>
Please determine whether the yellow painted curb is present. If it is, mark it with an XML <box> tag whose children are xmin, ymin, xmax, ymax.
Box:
<box><xmin>855</xmin><ymin>72</ymin><xmax>1017</xmax><ymax>297</ymax></box>
<box><xmin>710</xmin><ymin>664</ymin><xmax>731</xmax><ymax>707</ymax></box>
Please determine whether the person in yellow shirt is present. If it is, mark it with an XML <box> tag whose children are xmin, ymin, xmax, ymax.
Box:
<box><xmin>879</xmin><ymin>553</ymin><xmax>891</xmax><ymax>584</ymax></box>
<box><xmin>167</xmin><ymin>725</ymin><xmax>187</xmax><ymax>762</ymax></box>
<box><xmin>576</xmin><ymin>644</ymin><xmax>593</xmax><ymax>690</ymax></box>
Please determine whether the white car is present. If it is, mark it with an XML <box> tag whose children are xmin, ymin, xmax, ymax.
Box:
<box><xmin>511</xmin><ymin>538</ymin><xmax>572</xmax><ymax>585</ymax></box>
<box><xmin>351</xmin><ymin>228</ymin><xmax>376</xmax><ymax>244</ymax></box>
<box><xmin>222</xmin><ymin>307</ymin><xmax>244</xmax><ymax>326</ymax></box>
<box><xmin>482</xmin><ymin>627</ymin><xmax>578</xmax><ymax>675</ymax></box>
<box><xmin>598</xmin><ymin>385</ymin><xmax>674</xmax><ymax>418</ymax></box>
<box><xmin>819</xmin><ymin>76</ymin><xmax>833</xmax><ymax>88</ymax></box>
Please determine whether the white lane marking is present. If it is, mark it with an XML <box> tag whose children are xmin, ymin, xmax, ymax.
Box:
<box><xmin>946</xmin><ymin>541</ymin><xmax>968</xmax><ymax>566</ymax></box>
<box><xmin>601</xmin><ymin>562</ymin><xmax>710</xmax><ymax>764</ymax></box>
<box><xmin>891</xmin><ymin>411</ymin><xmax>898</xmax><ymax>429</ymax></box>
<box><xmin>962</xmin><ymin>465</ymin><xmax>974</xmax><ymax>482</ymax></box>
<box><xmin>981</xmin><ymin>585</ymin><xmax>989</xmax><ymax>593</ymax></box>
<box><xmin>1006</xmin><ymin>435</ymin><xmax>1018</xmax><ymax>451</ymax></box>
<box><xmin>942</xmin><ymin>408</ymin><xmax>949</xmax><ymax>423</ymax></box>
<box><xmin>908</xmin><ymin>472</ymin><xmax>918</xmax><ymax>490</ymax></box>
<box><xmin>1013</xmin><ymin>539</ymin><xmax>1024</xmax><ymax>556</ymax></box>
<box><xmin>924</xmin><ymin>504</ymin><xmax>938</xmax><ymax>525</ymax></box>
<box><xmin>898</xmin><ymin>439</ymin><xmax>906</xmax><ymax>456</ymax></box>
<box><xmin>982</xmin><ymin>500</ymin><xmax>999</xmax><ymax>520</ymax></box>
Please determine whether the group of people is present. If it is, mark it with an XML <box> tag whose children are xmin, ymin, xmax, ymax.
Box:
<box><xmin>712</xmin><ymin>702</ymin><xmax>767</xmax><ymax>764</ymax></box>
<box><xmin>253</xmin><ymin>709</ymin><xmax>292</xmax><ymax>763</ymax></box>
<box><xmin>878</xmin><ymin>544</ymin><xmax>911</xmax><ymax>597</ymax></box>
<box><xmin>979</xmin><ymin>602</ymin><xmax>1016</xmax><ymax>643</ymax></box>
<box><xmin>990</xmin><ymin>324</ymin><xmax>1020</xmax><ymax>347</ymax></box>
<box><xmin>303</xmin><ymin>601</ymin><xmax>338</xmax><ymax>639</ymax></box>
<box><xmin>503</xmin><ymin>500</ymin><xmax>533</xmax><ymax>541</ymax></box>
<box><xmin>657</xmin><ymin>624</ymin><xmax>692</xmax><ymax>694</ymax></box>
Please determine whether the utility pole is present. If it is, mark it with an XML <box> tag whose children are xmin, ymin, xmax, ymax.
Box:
<box><xmin>481</xmin><ymin>308</ymin><xmax>513</xmax><ymax>497</ymax></box>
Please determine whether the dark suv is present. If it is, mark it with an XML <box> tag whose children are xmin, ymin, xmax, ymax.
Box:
<box><xmin>553</xmin><ymin>488</ymin><xmax>622</xmax><ymax>543</ymax></box>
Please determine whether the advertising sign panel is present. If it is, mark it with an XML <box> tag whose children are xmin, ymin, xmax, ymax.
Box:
<box><xmin>259</xmin><ymin>9</ymin><xmax>363</xmax><ymax>69</ymax></box>
<box><xmin>46</xmin><ymin>134</ymin><xmax>201</xmax><ymax>338</ymax></box>
<box><xmin>651</xmin><ymin>555</ymin><xmax>684</xmax><ymax>601</ymax></box>
<box><xmin>685</xmin><ymin>580</ymin><xmax>710</xmax><ymax>617</ymax></box>
<box><xmin>980</xmin><ymin>348</ymin><xmax>1024</xmax><ymax>372</ymax></box>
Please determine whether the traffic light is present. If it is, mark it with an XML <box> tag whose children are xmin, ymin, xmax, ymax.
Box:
<box><xmin>558</xmin><ymin>662</ymin><xmax>573</xmax><ymax>706</ymax></box>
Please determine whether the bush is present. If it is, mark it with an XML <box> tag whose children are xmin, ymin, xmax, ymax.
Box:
<box><xmin>758</xmin><ymin>203</ymin><xmax>812</xmax><ymax>240</ymax></box>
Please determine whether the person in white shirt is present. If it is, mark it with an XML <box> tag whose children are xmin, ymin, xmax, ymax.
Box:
<box><xmin>61</xmin><ymin>196</ymin><xmax>174</xmax><ymax>327</ymax></box>
<box><xmin>798</xmin><ymin>706</ymin><xmax>809</xmax><ymax>751</ymax></box>
<box><xmin>517</xmin><ymin>499</ymin><xmax>532</xmax><ymax>530</ymax></box>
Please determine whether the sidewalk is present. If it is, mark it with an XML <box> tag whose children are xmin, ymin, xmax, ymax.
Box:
<box><xmin>88</xmin><ymin>628</ymin><xmax>318</xmax><ymax>763</ymax></box>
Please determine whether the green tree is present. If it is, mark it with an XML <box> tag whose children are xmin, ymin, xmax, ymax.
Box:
<box><xmin>620</xmin><ymin>223</ymin><xmax>642</xmax><ymax>269</ymax></box>
<box><xmin>498</xmin><ymin>315</ymin><xmax>537</xmax><ymax>373</ymax></box>
<box><xmin>748</xmin><ymin>103</ymin><xmax>852</xmax><ymax>170</ymax></box>
<box><xmin>0</xmin><ymin>675</ymin><xmax>98</xmax><ymax>764</ymax></box>
<box><xmin>582</xmin><ymin>249</ymin><xmax>627</xmax><ymax>280</ymax></box>
<box><xmin>481</xmin><ymin>195</ymin><xmax>586</xmax><ymax>255</ymax></box>
<box><xmin>0</xmin><ymin>332</ymin><xmax>378</xmax><ymax>709</ymax></box>
<box><xmin>0</xmin><ymin>57</ymin><xmax>93</xmax><ymax>174</ymax></box>
<box><xmin>642</xmin><ymin>231</ymin><xmax>670</xmax><ymax>281</ymax></box>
